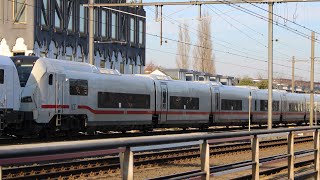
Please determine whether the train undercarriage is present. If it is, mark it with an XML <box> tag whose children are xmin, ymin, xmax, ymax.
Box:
<box><xmin>0</xmin><ymin>112</ymin><xmax>313</xmax><ymax>138</ymax></box>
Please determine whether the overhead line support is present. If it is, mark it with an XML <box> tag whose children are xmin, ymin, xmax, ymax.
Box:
<box><xmin>267</xmin><ymin>2</ymin><xmax>274</xmax><ymax>130</ymax></box>
<box><xmin>310</xmin><ymin>31</ymin><xmax>315</xmax><ymax>126</ymax></box>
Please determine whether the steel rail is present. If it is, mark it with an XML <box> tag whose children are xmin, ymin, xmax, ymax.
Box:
<box><xmin>1</xmin><ymin>136</ymin><xmax>313</xmax><ymax>179</ymax></box>
<box><xmin>0</xmin><ymin>126</ymin><xmax>318</xmax><ymax>160</ymax></box>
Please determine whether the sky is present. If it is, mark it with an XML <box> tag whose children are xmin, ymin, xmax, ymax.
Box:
<box><xmin>142</xmin><ymin>0</ymin><xmax>320</xmax><ymax>81</ymax></box>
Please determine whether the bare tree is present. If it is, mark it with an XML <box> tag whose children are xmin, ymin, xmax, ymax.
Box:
<box><xmin>144</xmin><ymin>61</ymin><xmax>162</xmax><ymax>74</ymax></box>
<box><xmin>176</xmin><ymin>23</ymin><xmax>190</xmax><ymax>69</ymax></box>
<box><xmin>193</xmin><ymin>12</ymin><xmax>216</xmax><ymax>74</ymax></box>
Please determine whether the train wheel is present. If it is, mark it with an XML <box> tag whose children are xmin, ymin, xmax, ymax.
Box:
<box><xmin>13</xmin><ymin>134</ymin><xmax>23</xmax><ymax>139</ymax></box>
<box><xmin>39</xmin><ymin>129</ymin><xmax>49</xmax><ymax>139</ymax></box>
<box><xmin>86</xmin><ymin>129</ymin><xmax>96</xmax><ymax>135</ymax></box>
<box><xmin>199</xmin><ymin>125</ymin><xmax>209</xmax><ymax>131</ymax></box>
<box><xmin>65</xmin><ymin>130</ymin><xmax>76</xmax><ymax>139</ymax></box>
<box><xmin>142</xmin><ymin>129</ymin><xmax>149</xmax><ymax>134</ymax></box>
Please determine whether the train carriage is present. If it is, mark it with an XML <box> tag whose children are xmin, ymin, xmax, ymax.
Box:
<box><xmin>146</xmin><ymin>74</ymin><xmax>212</xmax><ymax>128</ymax></box>
<box><xmin>18</xmin><ymin>58</ymin><xmax>100</xmax><ymax>134</ymax></box>
<box><xmin>0</xmin><ymin>56</ymin><xmax>21</xmax><ymax>132</ymax></box>
<box><xmin>20</xmin><ymin>58</ymin><xmax>157</xmax><ymax>134</ymax></box>
<box><xmin>283</xmin><ymin>93</ymin><xmax>306</xmax><ymax>124</ymax></box>
<box><xmin>304</xmin><ymin>93</ymin><xmax>320</xmax><ymax>125</ymax></box>
<box><xmin>88</xmin><ymin>73</ymin><xmax>155</xmax><ymax>131</ymax></box>
<box><xmin>251</xmin><ymin>90</ymin><xmax>282</xmax><ymax>125</ymax></box>
<box><xmin>214</xmin><ymin>85</ymin><xmax>251</xmax><ymax>126</ymax></box>
<box><xmin>0</xmin><ymin>55</ymin><xmax>318</xmax><ymax>137</ymax></box>
<box><xmin>314</xmin><ymin>94</ymin><xmax>320</xmax><ymax>124</ymax></box>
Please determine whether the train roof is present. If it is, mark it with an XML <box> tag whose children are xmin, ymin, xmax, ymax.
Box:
<box><xmin>10</xmin><ymin>56</ymin><xmax>39</xmax><ymax>66</ymax></box>
<box><xmin>235</xmin><ymin>86</ymin><xmax>259</xmax><ymax>90</ymax></box>
<box><xmin>196</xmin><ymin>81</ymin><xmax>222</xmax><ymax>86</ymax></box>
<box><xmin>98</xmin><ymin>68</ymin><xmax>121</xmax><ymax>75</ymax></box>
<box><xmin>37</xmin><ymin>58</ymin><xmax>99</xmax><ymax>74</ymax></box>
<box><xmin>219</xmin><ymin>85</ymin><xmax>252</xmax><ymax>92</ymax></box>
<box><xmin>136</xmin><ymin>74</ymin><xmax>172</xmax><ymax>80</ymax></box>
<box><xmin>0</xmin><ymin>55</ymin><xmax>16</xmax><ymax>66</ymax></box>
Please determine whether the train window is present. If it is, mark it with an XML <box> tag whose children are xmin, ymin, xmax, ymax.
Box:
<box><xmin>69</xmin><ymin>79</ymin><xmax>88</xmax><ymax>96</ymax></box>
<box><xmin>260</xmin><ymin>100</ymin><xmax>279</xmax><ymax>111</ymax></box>
<box><xmin>289</xmin><ymin>103</ymin><xmax>299</xmax><ymax>112</ymax></box>
<box><xmin>221</xmin><ymin>99</ymin><xmax>242</xmax><ymax>111</ymax></box>
<box><xmin>260</xmin><ymin>100</ymin><xmax>268</xmax><ymax>111</ymax></box>
<box><xmin>170</xmin><ymin>96</ymin><xmax>183</xmax><ymax>109</ymax></box>
<box><xmin>98</xmin><ymin>92</ymin><xmax>150</xmax><ymax>109</ymax></box>
<box><xmin>306</xmin><ymin>103</ymin><xmax>310</xmax><ymax>112</ymax></box>
<box><xmin>15</xmin><ymin>65</ymin><xmax>33</xmax><ymax>87</ymax></box>
<box><xmin>0</xmin><ymin>69</ymin><xmax>3</xmax><ymax>84</ymax></box>
<box><xmin>255</xmin><ymin>100</ymin><xmax>257</xmax><ymax>111</ymax></box>
<box><xmin>162</xmin><ymin>90</ymin><xmax>167</xmax><ymax>109</ymax></box>
<box><xmin>48</xmin><ymin>74</ymin><xmax>53</xmax><ymax>85</ymax></box>
<box><xmin>215</xmin><ymin>93</ymin><xmax>219</xmax><ymax>110</ymax></box>
<box><xmin>170</xmin><ymin>96</ymin><xmax>199</xmax><ymax>110</ymax></box>
<box><xmin>273</xmin><ymin>101</ymin><xmax>279</xmax><ymax>111</ymax></box>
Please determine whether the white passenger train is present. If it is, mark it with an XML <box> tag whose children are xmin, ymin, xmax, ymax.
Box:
<box><xmin>0</xmin><ymin>55</ymin><xmax>319</xmax><ymax>137</ymax></box>
<box><xmin>0</xmin><ymin>56</ymin><xmax>21</xmax><ymax>131</ymax></box>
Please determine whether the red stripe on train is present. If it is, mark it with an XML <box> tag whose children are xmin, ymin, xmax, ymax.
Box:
<box><xmin>78</xmin><ymin>105</ymin><xmax>154</xmax><ymax>115</ymax></box>
<box><xmin>41</xmin><ymin>105</ymin><xmax>306</xmax><ymax>116</ymax></box>
<box><xmin>78</xmin><ymin>106</ymin><xmax>209</xmax><ymax>115</ymax></box>
<box><xmin>41</xmin><ymin>105</ymin><xmax>70</xmax><ymax>109</ymax></box>
<box><xmin>165</xmin><ymin>111</ymin><xmax>210</xmax><ymax>115</ymax></box>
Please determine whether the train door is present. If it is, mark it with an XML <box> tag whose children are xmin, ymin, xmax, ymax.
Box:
<box><xmin>55</xmin><ymin>74</ymin><xmax>66</xmax><ymax>126</ymax></box>
<box><xmin>0</xmin><ymin>67</ymin><xmax>6</xmax><ymax>109</ymax></box>
<box><xmin>160</xmin><ymin>84</ymin><xmax>168</xmax><ymax>123</ymax></box>
<box><xmin>213</xmin><ymin>88</ymin><xmax>220</xmax><ymax>122</ymax></box>
<box><xmin>0</xmin><ymin>67</ymin><xmax>4</xmax><ymax>130</ymax></box>
<box><xmin>281</xmin><ymin>94</ymin><xmax>287</xmax><ymax>121</ymax></box>
<box><xmin>251</xmin><ymin>91</ymin><xmax>258</xmax><ymax>122</ymax></box>
<box><xmin>0</xmin><ymin>66</ymin><xmax>12</xmax><ymax>130</ymax></box>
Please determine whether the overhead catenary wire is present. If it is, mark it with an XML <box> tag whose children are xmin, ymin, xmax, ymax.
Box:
<box><xmin>147</xmin><ymin>6</ymin><xmax>297</xmax><ymax>64</ymax></box>
<box><xmin>241</xmin><ymin>0</ymin><xmax>320</xmax><ymax>36</ymax></box>
<box><xmin>145</xmin><ymin>6</ymin><xmax>314</xmax><ymax>74</ymax></box>
<box><xmin>4</xmin><ymin>0</ymin><xmax>320</xmax><ymax>77</ymax></box>
<box><xmin>1</xmin><ymin>1</ymin><xmax>287</xmax><ymax>68</ymax></box>
<box><xmin>148</xmin><ymin>3</ymin><xmax>312</xmax><ymax>68</ymax></box>
<box><xmin>205</xmin><ymin>4</ymin><xmax>309</xmax><ymax>60</ymax></box>
<box><xmin>146</xmin><ymin>46</ymin><xmax>294</xmax><ymax>77</ymax></box>
<box><xmin>147</xmin><ymin>6</ymin><xmax>285</xmax><ymax>62</ymax></box>
<box><xmin>221</xmin><ymin>0</ymin><xmax>320</xmax><ymax>42</ymax></box>
<box><xmin>205</xmin><ymin>4</ymin><xmax>295</xmax><ymax>60</ymax></box>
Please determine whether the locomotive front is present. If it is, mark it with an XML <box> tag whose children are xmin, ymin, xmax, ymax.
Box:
<box><xmin>0</xmin><ymin>56</ymin><xmax>21</xmax><ymax>133</ymax></box>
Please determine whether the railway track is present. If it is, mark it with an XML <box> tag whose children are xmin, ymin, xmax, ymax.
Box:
<box><xmin>232</xmin><ymin>159</ymin><xmax>315</xmax><ymax>180</ymax></box>
<box><xmin>0</xmin><ymin>124</ymin><xmax>304</xmax><ymax>145</ymax></box>
<box><xmin>2</xmin><ymin>136</ymin><xmax>313</xmax><ymax>180</ymax></box>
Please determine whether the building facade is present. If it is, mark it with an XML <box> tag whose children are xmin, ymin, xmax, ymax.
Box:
<box><xmin>160</xmin><ymin>68</ymin><xmax>236</xmax><ymax>86</ymax></box>
<box><xmin>0</xmin><ymin>0</ymin><xmax>146</xmax><ymax>74</ymax></box>
<box><xmin>253</xmin><ymin>78</ymin><xmax>320</xmax><ymax>93</ymax></box>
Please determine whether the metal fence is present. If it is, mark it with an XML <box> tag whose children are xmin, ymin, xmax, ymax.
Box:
<box><xmin>0</xmin><ymin>126</ymin><xmax>319</xmax><ymax>180</ymax></box>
